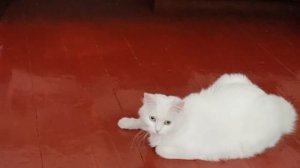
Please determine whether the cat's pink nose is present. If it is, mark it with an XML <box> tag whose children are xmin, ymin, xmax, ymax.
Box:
<box><xmin>155</xmin><ymin>124</ymin><xmax>162</xmax><ymax>134</ymax></box>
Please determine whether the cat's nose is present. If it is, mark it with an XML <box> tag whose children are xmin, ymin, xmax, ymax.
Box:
<box><xmin>155</xmin><ymin>124</ymin><xmax>163</xmax><ymax>133</ymax></box>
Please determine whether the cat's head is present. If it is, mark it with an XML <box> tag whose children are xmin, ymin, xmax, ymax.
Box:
<box><xmin>139</xmin><ymin>93</ymin><xmax>184</xmax><ymax>135</ymax></box>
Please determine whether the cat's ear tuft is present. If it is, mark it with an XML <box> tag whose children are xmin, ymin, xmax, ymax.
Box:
<box><xmin>173</xmin><ymin>99</ymin><xmax>185</xmax><ymax>112</ymax></box>
<box><xmin>143</xmin><ymin>93</ymin><xmax>155</xmax><ymax>105</ymax></box>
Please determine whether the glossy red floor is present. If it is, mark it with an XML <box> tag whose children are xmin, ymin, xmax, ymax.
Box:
<box><xmin>0</xmin><ymin>0</ymin><xmax>300</xmax><ymax>168</ymax></box>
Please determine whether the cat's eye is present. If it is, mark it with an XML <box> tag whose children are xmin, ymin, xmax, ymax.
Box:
<box><xmin>164</xmin><ymin>120</ymin><xmax>171</xmax><ymax>125</ymax></box>
<box><xmin>149</xmin><ymin>116</ymin><xmax>156</xmax><ymax>122</ymax></box>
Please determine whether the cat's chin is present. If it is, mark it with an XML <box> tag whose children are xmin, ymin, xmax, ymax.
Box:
<box><xmin>148</xmin><ymin>132</ymin><xmax>158</xmax><ymax>135</ymax></box>
<box><xmin>146</xmin><ymin>131</ymin><xmax>159</xmax><ymax>135</ymax></box>
<box><xmin>150</xmin><ymin>132</ymin><xmax>166</xmax><ymax>136</ymax></box>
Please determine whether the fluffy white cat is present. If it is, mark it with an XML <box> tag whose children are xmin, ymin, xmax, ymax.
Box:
<box><xmin>118</xmin><ymin>73</ymin><xmax>297</xmax><ymax>161</ymax></box>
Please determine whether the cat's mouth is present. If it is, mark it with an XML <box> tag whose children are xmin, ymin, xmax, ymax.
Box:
<box><xmin>152</xmin><ymin>131</ymin><xmax>162</xmax><ymax>135</ymax></box>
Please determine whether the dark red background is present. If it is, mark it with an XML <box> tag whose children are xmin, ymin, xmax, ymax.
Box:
<box><xmin>0</xmin><ymin>0</ymin><xmax>299</xmax><ymax>168</ymax></box>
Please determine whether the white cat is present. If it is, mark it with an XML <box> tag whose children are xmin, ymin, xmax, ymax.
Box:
<box><xmin>118</xmin><ymin>73</ymin><xmax>297</xmax><ymax>161</ymax></box>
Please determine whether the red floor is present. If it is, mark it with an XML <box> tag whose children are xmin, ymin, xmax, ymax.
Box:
<box><xmin>0</xmin><ymin>0</ymin><xmax>300</xmax><ymax>168</ymax></box>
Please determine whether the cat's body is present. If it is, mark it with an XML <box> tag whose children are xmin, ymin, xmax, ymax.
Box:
<box><xmin>118</xmin><ymin>74</ymin><xmax>297</xmax><ymax>161</ymax></box>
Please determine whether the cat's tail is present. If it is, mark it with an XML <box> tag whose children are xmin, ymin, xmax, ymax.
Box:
<box><xmin>214</xmin><ymin>73</ymin><xmax>252</xmax><ymax>86</ymax></box>
<box><xmin>270</xmin><ymin>95</ymin><xmax>297</xmax><ymax>134</ymax></box>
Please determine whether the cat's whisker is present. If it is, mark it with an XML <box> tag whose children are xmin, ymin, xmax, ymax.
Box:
<box><xmin>135</xmin><ymin>130</ymin><xmax>145</xmax><ymax>142</ymax></box>
<box><xmin>141</xmin><ymin>132</ymin><xmax>149</xmax><ymax>146</ymax></box>
<box><xmin>137</xmin><ymin>131</ymin><xmax>149</xmax><ymax>149</ymax></box>
<box><xmin>130</xmin><ymin>130</ymin><xmax>142</xmax><ymax>149</ymax></box>
<box><xmin>130</xmin><ymin>130</ymin><xmax>145</xmax><ymax>149</ymax></box>
<box><xmin>136</xmin><ymin>131</ymin><xmax>146</xmax><ymax>148</ymax></box>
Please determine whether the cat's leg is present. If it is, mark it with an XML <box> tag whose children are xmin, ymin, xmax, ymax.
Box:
<box><xmin>155</xmin><ymin>146</ymin><xmax>194</xmax><ymax>160</ymax></box>
<box><xmin>148</xmin><ymin>135</ymin><xmax>160</xmax><ymax>148</ymax></box>
<box><xmin>118</xmin><ymin>117</ymin><xmax>143</xmax><ymax>130</ymax></box>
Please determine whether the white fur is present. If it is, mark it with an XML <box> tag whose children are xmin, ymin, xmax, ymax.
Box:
<box><xmin>118</xmin><ymin>73</ymin><xmax>297</xmax><ymax>161</ymax></box>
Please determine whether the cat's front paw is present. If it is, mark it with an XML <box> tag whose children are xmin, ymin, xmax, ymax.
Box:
<box><xmin>149</xmin><ymin>138</ymin><xmax>157</xmax><ymax>148</ymax></box>
<box><xmin>118</xmin><ymin>117</ymin><xmax>132</xmax><ymax>129</ymax></box>
<box><xmin>149</xmin><ymin>141</ymin><xmax>156</xmax><ymax>148</ymax></box>
<box><xmin>149</xmin><ymin>135</ymin><xmax>159</xmax><ymax>147</ymax></box>
<box><xmin>155</xmin><ymin>146</ymin><xmax>176</xmax><ymax>159</ymax></box>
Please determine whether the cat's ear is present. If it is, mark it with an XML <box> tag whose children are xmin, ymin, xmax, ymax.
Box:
<box><xmin>143</xmin><ymin>93</ymin><xmax>155</xmax><ymax>105</ymax></box>
<box><xmin>172</xmin><ymin>99</ymin><xmax>185</xmax><ymax>113</ymax></box>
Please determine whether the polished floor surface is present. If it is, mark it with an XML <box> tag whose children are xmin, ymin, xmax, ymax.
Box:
<box><xmin>0</xmin><ymin>0</ymin><xmax>300</xmax><ymax>168</ymax></box>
